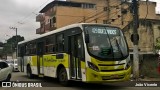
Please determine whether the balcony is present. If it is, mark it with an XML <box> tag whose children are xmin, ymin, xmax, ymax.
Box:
<box><xmin>45</xmin><ymin>23</ymin><xmax>56</xmax><ymax>31</ymax></box>
<box><xmin>36</xmin><ymin>14</ymin><xmax>45</xmax><ymax>22</ymax></box>
<box><xmin>36</xmin><ymin>27</ymin><xmax>45</xmax><ymax>34</ymax></box>
<box><xmin>50</xmin><ymin>26</ymin><xmax>56</xmax><ymax>31</ymax></box>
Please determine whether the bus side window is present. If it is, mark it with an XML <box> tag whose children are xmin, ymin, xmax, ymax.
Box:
<box><xmin>25</xmin><ymin>44</ymin><xmax>29</xmax><ymax>55</ymax></box>
<box><xmin>45</xmin><ymin>35</ymin><xmax>55</xmax><ymax>54</ymax></box>
<box><xmin>20</xmin><ymin>46</ymin><xmax>25</xmax><ymax>57</ymax></box>
<box><xmin>56</xmin><ymin>34</ymin><xmax>64</xmax><ymax>52</ymax></box>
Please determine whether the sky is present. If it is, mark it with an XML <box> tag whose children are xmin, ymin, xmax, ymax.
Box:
<box><xmin>0</xmin><ymin>0</ymin><xmax>160</xmax><ymax>43</ymax></box>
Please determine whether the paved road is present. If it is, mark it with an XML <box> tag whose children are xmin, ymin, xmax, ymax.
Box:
<box><xmin>0</xmin><ymin>72</ymin><xmax>160</xmax><ymax>90</ymax></box>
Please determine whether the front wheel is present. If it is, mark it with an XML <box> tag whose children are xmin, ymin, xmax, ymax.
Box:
<box><xmin>58</xmin><ymin>67</ymin><xmax>69</xmax><ymax>86</ymax></box>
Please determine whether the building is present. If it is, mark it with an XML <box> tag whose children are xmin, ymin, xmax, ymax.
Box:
<box><xmin>36</xmin><ymin>0</ymin><xmax>126</xmax><ymax>34</ymax></box>
<box><xmin>36</xmin><ymin>0</ymin><xmax>160</xmax><ymax>54</ymax></box>
<box><xmin>123</xmin><ymin>1</ymin><xmax>160</xmax><ymax>54</ymax></box>
<box><xmin>36</xmin><ymin>1</ymin><xmax>97</xmax><ymax>34</ymax></box>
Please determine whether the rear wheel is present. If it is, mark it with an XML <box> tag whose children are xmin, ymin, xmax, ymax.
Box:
<box><xmin>58</xmin><ymin>67</ymin><xmax>69</xmax><ymax>86</ymax></box>
<box><xmin>27</xmin><ymin>66</ymin><xmax>34</xmax><ymax>79</ymax></box>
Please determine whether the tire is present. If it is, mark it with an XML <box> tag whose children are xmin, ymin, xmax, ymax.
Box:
<box><xmin>5</xmin><ymin>74</ymin><xmax>11</xmax><ymax>81</ymax></box>
<box><xmin>27</xmin><ymin>66</ymin><xmax>34</xmax><ymax>79</ymax></box>
<box><xmin>58</xmin><ymin>67</ymin><xmax>69</xmax><ymax>86</ymax></box>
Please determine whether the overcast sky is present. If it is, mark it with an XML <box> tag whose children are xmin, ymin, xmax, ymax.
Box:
<box><xmin>0</xmin><ymin>0</ymin><xmax>160</xmax><ymax>43</ymax></box>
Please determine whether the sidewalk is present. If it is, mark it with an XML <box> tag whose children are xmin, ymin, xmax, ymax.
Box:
<box><xmin>139</xmin><ymin>77</ymin><xmax>160</xmax><ymax>81</ymax></box>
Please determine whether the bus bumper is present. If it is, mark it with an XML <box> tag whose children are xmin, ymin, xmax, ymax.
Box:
<box><xmin>85</xmin><ymin>66</ymin><xmax>131</xmax><ymax>83</ymax></box>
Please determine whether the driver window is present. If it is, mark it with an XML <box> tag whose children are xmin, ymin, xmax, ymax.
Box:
<box><xmin>0</xmin><ymin>62</ymin><xmax>8</xmax><ymax>69</ymax></box>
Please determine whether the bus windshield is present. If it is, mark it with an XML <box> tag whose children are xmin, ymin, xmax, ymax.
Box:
<box><xmin>84</xmin><ymin>25</ymin><xmax>128</xmax><ymax>60</ymax></box>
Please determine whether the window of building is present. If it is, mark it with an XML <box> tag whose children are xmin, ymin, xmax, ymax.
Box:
<box><xmin>52</xmin><ymin>17</ymin><xmax>56</xmax><ymax>23</ymax></box>
<box><xmin>103</xmin><ymin>7</ymin><xmax>108</xmax><ymax>11</ymax></box>
<box><xmin>81</xmin><ymin>4</ymin><xmax>95</xmax><ymax>9</ymax></box>
<box><xmin>48</xmin><ymin>19</ymin><xmax>50</xmax><ymax>23</ymax></box>
<box><xmin>50</xmin><ymin>17</ymin><xmax>56</xmax><ymax>28</ymax></box>
<box><xmin>103</xmin><ymin>20</ymin><xmax>108</xmax><ymax>24</ymax></box>
<box><xmin>40</xmin><ymin>23</ymin><xmax>44</xmax><ymax>28</ymax></box>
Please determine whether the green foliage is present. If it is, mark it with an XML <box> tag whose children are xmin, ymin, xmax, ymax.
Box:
<box><xmin>155</xmin><ymin>37</ymin><xmax>160</xmax><ymax>50</ymax></box>
<box><xmin>1</xmin><ymin>35</ymin><xmax>24</xmax><ymax>55</ymax></box>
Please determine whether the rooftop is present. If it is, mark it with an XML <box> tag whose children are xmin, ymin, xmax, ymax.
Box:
<box><xmin>40</xmin><ymin>0</ymin><xmax>95</xmax><ymax>13</ymax></box>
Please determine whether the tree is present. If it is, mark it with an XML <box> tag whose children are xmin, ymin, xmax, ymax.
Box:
<box><xmin>3</xmin><ymin>35</ymin><xmax>24</xmax><ymax>55</ymax></box>
<box><xmin>0</xmin><ymin>42</ymin><xmax>4</xmax><ymax>58</ymax></box>
<box><xmin>155</xmin><ymin>37</ymin><xmax>160</xmax><ymax>50</ymax></box>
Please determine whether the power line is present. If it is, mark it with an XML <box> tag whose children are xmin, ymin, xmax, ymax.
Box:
<box><xmin>87</xmin><ymin>4</ymin><xmax>131</xmax><ymax>24</ymax></box>
<box><xmin>13</xmin><ymin>0</ymin><xmax>51</xmax><ymax>27</ymax></box>
<box><xmin>67</xmin><ymin>1</ymin><xmax>125</xmax><ymax>24</ymax></box>
<box><xmin>87</xmin><ymin>9</ymin><xmax>122</xmax><ymax>23</ymax></box>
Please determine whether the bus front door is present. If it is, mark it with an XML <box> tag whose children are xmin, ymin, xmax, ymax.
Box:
<box><xmin>69</xmin><ymin>34</ymin><xmax>82</xmax><ymax>80</ymax></box>
<box><xmin>37</xmin><ymin>42</ymin><xmax>44</xmax><ymax>76</ymax></box>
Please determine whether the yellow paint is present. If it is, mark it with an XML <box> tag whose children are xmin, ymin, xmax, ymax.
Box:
<box><xmin>81</xmin><ymin>61</ymin><xmax>86</xmax><ymax>69</ymax></box>
<box><xmin>85</xmin><ymin>56</ymin><xmax>131</xmax><ymax>82</ymax></box>
<box><xmin>31</xmin><ymin>56</ymin><xmax>37</xmax><ymax>66</ymax></box>
<box><xmin>86</xmin><ymin>66</ymin><xmax>131</xmax><ymax>82</ymax></box>
<box><xmin>28</xmin><ymin>53</ymin><xmax>131</xmax><ymax>83</ymax></box>
<box><xmin>43</xmin><ymin>53</ymin><xmax>69</xmax><ymax>68</ymax></box>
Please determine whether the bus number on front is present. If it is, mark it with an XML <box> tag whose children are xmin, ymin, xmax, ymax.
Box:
<box><xmin>92</xmin><ymin>28</ymin><xmax>117</xmax><ymax>35</ymax></box>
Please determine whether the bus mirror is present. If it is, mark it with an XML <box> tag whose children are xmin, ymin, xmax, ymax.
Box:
<box><xmin>85</xmin><ymin>34</ymin><xmax>89</xmax><ymax>43</ymax></box>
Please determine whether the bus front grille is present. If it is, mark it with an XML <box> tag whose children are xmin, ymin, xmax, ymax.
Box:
<box><xmin>100</xmin><ymin>69</ymin><xmax>124</xmax><ymax>72</ymax></box>
<box><xmin>102</xmin><ymin>74</ymin><xmax>125</xmax><ymax>80</ymax></box>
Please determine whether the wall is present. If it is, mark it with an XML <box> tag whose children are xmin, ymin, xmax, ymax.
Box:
<box><xmin>56</xmin><ymin>6</ymin><xmax>97</xmax><ymax>28</ymax></box>
<box><xmin>139</xmin><ymin>1</ymin><xmax>157</xmax><ymax>19</ymax></box>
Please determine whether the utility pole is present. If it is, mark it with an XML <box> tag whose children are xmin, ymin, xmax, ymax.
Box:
<box><xmin>131</xmin><ymin>0</ymin><xmax>139</xmax><ymax>80</ymax></box>
<box><xmin>10</xmin><ymin>27</ymin><xmax>18</xmax><ymax>59</ymax></box>
<box><xmin>106</xmin><ymin>0</ymin><xmax>110</xmax><ymax>21</ymax></box>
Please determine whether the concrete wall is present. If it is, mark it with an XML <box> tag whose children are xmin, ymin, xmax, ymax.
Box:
<box><xmin>56</xmin><ymin>6</ymin><xmax>97</xmax><ymax>28</ymax></box>
<box><xmin>139</xmin><ymin>1</ymin><xmax>157</xmax><ymax>19</ymax></box>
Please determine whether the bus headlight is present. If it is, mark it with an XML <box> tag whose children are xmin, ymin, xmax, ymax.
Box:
<box><xmin>125</xmin><ymin>60</ymin><xmax>131</xmax><ymax>70</ymax></box>
<box><xmin>87</xmin><ymin>61</ymin><xmax>99</xmax><ymax>72</ymax></box>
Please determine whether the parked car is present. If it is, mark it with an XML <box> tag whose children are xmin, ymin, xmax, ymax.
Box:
<box><xmin>13</xmin><ymin>59</ymin><xmax>19</xmax><ymax>71</ymax></box>
<box><xmin>0</xmin><ymin>60</ymin><xmax>12</xmax><ymax>81</ymax></box>
<box><xmin>6</xmin><ymin>59</ymin><xmax>19</xmax><ymax>72</ymax></box>
<box><xmin>5</xmin><ymin>60</ymin><xmax>14</xmax><ymax>67</ymax></box>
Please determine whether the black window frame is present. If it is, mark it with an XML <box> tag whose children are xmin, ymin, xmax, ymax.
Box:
<box><xmin>45</xmin><ymin>35</ymin><xmax>56</xmax><ymax>54</ymax></box>
<box><xmin>56</xmin><ymin>33</ymin><xmax>64</xmax><ymax>52</ymax></box>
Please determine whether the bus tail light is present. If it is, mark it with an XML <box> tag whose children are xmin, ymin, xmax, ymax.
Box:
<box><xmin>87</xmin><ymin>61</ymin><xmax>99</xmax><ymax>72</ymax></box>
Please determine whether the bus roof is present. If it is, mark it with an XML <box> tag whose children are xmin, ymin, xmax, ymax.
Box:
<box><xmin>18</xmin><ymin>23</ymin><xmax>117</xmax><ymax>45</ymax></box>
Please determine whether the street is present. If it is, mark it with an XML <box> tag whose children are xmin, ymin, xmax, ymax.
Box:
<box><xmin>0</xmin><ymin>72</ymin><xmax>160</xmax><ymax>90</ymax></box>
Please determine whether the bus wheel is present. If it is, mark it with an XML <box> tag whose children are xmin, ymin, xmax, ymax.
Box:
<box><xmin>27</xmin><ymin>66</ymin><xmax>34</xmax><ymax>79</ymax></box>
<box><xmin>58</xmin><ymin>67</ymin><xmax>68</xmax><ymax>86</ymax></box>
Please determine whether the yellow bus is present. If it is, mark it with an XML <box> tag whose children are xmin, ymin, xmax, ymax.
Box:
<box><xmin>18</xmin><ymin>23</ymin><xmax>131</xmax><ymax>85</ymax></box>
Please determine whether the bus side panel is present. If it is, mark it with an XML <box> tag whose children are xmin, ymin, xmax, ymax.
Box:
<box><xmin>23</xmin><ymin>56</ymin><xmax>38</xmax><ymax>75</ymax></box>
<box><xmin>43</xmin><ymin>53</ymin><xmax>69</xmax><ymax>78</ymax></box>
<box><xmin>17</xmin><ymin>57</ymin><xmax>23</xmax><ymax>72</ymax></box>
<box><xmin>81</xmin><ymin>61</ymin><xmax>86</xmax><ymax>81</ymax></box>
<box><xmin>23</xmin><ymin>56</ymin><xmax>30</xmax><ymax>73</ymax></box>
<box><xmin>43</xmin><ymin>54</ymin><xmax>56</xmax><ymax>77</ymax></box>
<box><xmin>31</xmin><ymin>55</ymin><xmax>38</xmax><ymax>75</ymax></box>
